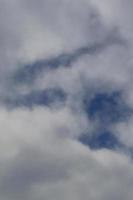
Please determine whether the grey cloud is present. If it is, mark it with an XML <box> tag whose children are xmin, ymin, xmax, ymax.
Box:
<box><xmin>0</xmin><ymin>0</ymin><xmax>133</xmax><ymax>200</ymax></box>
<box><xmin>13</xmin><ymin>27</ymin><xmax>126</xmax><ymax>85</ymax></box>
<box><xmin>0</xmin><ymin>108</ymin><xmax>132</xmax><ymax>200</ymax></box>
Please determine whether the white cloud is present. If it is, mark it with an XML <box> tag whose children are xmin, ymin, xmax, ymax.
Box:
<box><xmin>0</xmin><ymin>108</ymin><xmax>132</xmax><ymax>200</ymax></box>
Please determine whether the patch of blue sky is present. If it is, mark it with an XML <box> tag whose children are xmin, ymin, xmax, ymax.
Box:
<box><xmin>84</xmin><ymin>91</ymin><xmax>132</xmax><ymax>124</ymax></box>
<box><xmin>4</xmin><ymin>88</ymin><xmax>66</xmax><ymax>108</ymax></box>
<box><xmin>79</xmin><ymin>131</ymin><xmax>121</xmax><ymax>150</ymax></box>
<box><xmin>80</xmin><ymin>91</ymin><xmax>133</xmax><ymax>150</ymax></box>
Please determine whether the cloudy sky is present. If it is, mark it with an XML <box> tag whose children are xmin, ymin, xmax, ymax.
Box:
<box><xmin>1</xmin><ymin>0</ymin><xmax>133</xmax><ymax>199</ymax></box>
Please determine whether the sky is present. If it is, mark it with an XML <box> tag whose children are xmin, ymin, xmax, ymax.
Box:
<box><xmin>1</xmin><ymin>0</ymin><xmax>133</xmax><ymax>200</ymax></box>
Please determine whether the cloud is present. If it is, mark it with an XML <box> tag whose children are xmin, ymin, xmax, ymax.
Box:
<box><xmin>0</xmin><ymin>108</ymin><xmax>132</xmax><ymax>200</ymax></box>
<box><xmin>0</xmin><ymin>0</ymin><xmax>106</xmax><ymax>73</ymax></box>
<box><xmin>0</xmin><ymin>0</ymin><xmax>133</xmax><ymax>200</ymax></box>
<box><xmin>12</xmin><ymin>27</ymin><xmax>125</xmax><ymax>86</ymax></box>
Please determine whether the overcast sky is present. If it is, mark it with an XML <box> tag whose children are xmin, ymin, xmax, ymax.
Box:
<box><xmin>0</xmin><ymin>1</ymin><xmax>133</xmax><ymax>200</ymax></box>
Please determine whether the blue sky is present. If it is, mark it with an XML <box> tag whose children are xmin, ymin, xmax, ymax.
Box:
<box><xmin>0</xmin><ymin>1</ymin><xmax>133</xmax><ymax>200</ymax></box>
